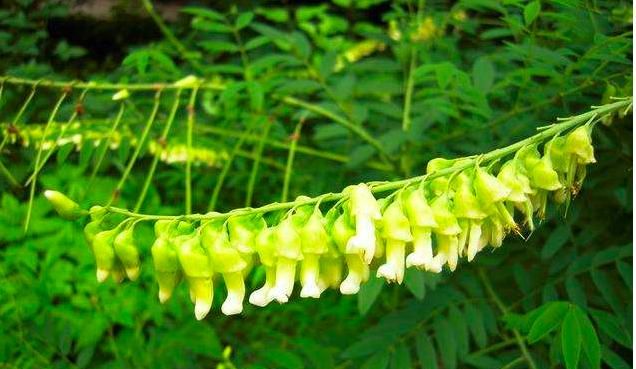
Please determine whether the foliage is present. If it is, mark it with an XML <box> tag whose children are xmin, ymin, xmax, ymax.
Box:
<box><xmin>0</xmin><ymin>1</ymin><xmax>632</xmax><ymax>369</ymax></box>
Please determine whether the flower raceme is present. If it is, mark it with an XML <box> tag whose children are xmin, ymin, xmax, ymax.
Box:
<box><xmin>62</xmin><ymin>123</ymin><xmax>600</xmax><ymax>319</ymax></box>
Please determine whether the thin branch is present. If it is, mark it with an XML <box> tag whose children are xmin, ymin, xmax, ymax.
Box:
<box><xmin>245</xmin><ymin>117</ymin><xmax>272</xmax><ymax>207</ymax></box>
<box><xmin>479</xmin><ymin>269</ymin><xmax>537</xmax><ymax>369</ymax></box>
<box><xmin>185</xmin><ymin>87</ymin><xmax>199</xmax><ymax>214</ymax></box>
<box><xmin>134</xmin><ymin>89</ymin><xmax>183</xmax><ymax>211</ymax></box>
<box><xmin>24</xmin><ymin>91</ymin><xmax>69</xmax><ymax>232</ymax></box>
<box><xmin>281</xmin><ymin>119</ymin><xmax>304</xmax><ymax>202</ymax></box>
<box><xmin>208</xmin><ymin>127</ymin><xmax>252</xmax><ymax>212</ymax></box>
<box><xmin>109</xmin><ymin>90</ymin><xmax>162</xmax><ymax>205</ymax></box>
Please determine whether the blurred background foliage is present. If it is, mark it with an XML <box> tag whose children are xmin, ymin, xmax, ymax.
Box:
<box><xmin>0</xmin><ymin>0</ymin><xmax>632</xmax><ymax>368</ymax></box>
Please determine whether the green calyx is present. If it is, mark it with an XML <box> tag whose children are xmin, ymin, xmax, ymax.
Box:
<box><xmin>44</xmin><ymin>190</ymin><xmax>85</xmax><ymax>220</ymax></box>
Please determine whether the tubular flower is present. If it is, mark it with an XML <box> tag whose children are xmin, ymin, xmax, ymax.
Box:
<box><xmin>377</xmin><ymin>200</ymin><xmax>412</xmax><ymax>283</ymax></box>
<box><xmin>403</xmin><ymin>187</ymin><xmax>438</xmax><ymax>270</ymax></box>
<box><xmin>452</xmin><ymin>171</ymin><xmax>488</xmax><ymax>262</ymax></box>
<box><xmin>430</xmin><ymin>193</ymin><xmax>462</xmax><ymax>272</ymax></box>
<box><xmin>201</xmin><ymin>219</ymin><xmax>247</xmax><ymax>315</ymax></box>
<box><xmin>333</xmin><ymin>210</ymin><xmax>368</xmax><ymax>294</ymax></box>
<box><xmin>474</xmin><ymin>166</ymin><xmax>517</xmax><ymax>232</ymax></box>
<box><xmin>345</xmin><ymin>184</ymin><xmax>382</xmax><ymax>264</ymax></box>
<box><xmin>250</xmin><ymin>227</ymin><xmax>277</xmax><ymax>307</ymax></box>
<box><xmin>497</xmin><ymin>160</ymin><xmax>535</xmax><ymax>230</ymax></box>
<box><xmin>175</xmin><ymin>230</ymin><xmax>214</xmax><ymax>320</ymax></box>
<box><xmin>298</xmin><ymin>208</ymin><xmax>330</xmax><ymax>298</ymax></box>
<box><xmin>268</xmin><ymin>217</ymin><xmax>303</xmax><ymax>303</ymax></box>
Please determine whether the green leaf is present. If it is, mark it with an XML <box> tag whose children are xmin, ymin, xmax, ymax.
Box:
<box><xmin>448</xmin><ymin>306</ymin><xmax>469</xmax><ymax>358</ymax></box>
<box><xmin>347</xmin><ymin>145</ymin><xmax>375</xmax><ymax>169</ymax></box>
<box><xmin>561</xmin><ymin>307</ymin><xmax>581</xmax><ymax>369</ymax></box>
<box><xmin>464</xmin><ymin>304</ymin><xmax>487</xmax><ymax>348</ymax></box>
<box><xmin>472</xmin><ymin>57</ymin><xmax>495</xmax><ymax>92</ymax></box>
<box><xmin>198</xmin><ymin>40</ymin><xmax>238</xmax><ymax>53</ymax></box>
<box><xmin>358</xmin><ymin>274</ymin><xmax>384</xmax><ymax>315</ymax></box>
<box><xmin>523</xmin><ymin>1</ymin><xmax>541</xmax><ymax>26</ymax></box>
<box><xmin>435</xmin><ymin>63</ymin><xmax>455</xmax><ymax>89</ymax></box>
<box><xmin>434</xmin><ymin>318</ymin><xmax>457</xmax><ymax>369</ymax></box>
<box><xmin>404</xmin><ymin>269</ymin><xmax>425</xmax><ymax>300</ymax></box>
<box><xmin>574</xmin><ymin>307</ymin><xmax>600</xmax><ymax>369</ymax></box>
<box><xmin>589</xmin><ymin>309</ymin><xmax>632</xmax><ymax>348</ymax></box>
<box><xmin>182</xmin><ymin>7</ymin><xmax>225</xmax><ymax>21</ymax></box>
<box><xmin>601</xmin><ymin>347</ymin><xmax>631</xmax><ymax>369</ymax></box>
<box><xmin>565</xmin><ymin>276</ymin><xmax>587</xmax><ymax>309</ymax></box>
<box><xmin>463</xmin><ymin>354</ymin><xmax>503</xmax><ymax>369</ymax></box>
<box><xmin>261</xmin><ymin>348</ymin><xmax>304</xmax><ymax>369</ymax></box>
<box><xmin>415</xmin><ymin>333</ymin><xmax>438</xmax><ymax>369</ymax></box>
<box><xmin>616</xmin><ymin>261</ymin><xmax>632</xmax><ymax>289</ymax></box>
<box><xmin>362</xmin><ymin>350</ymin><xmax>390</xmax><ymax>369</ymax></box>
<box><xmin>390</xmin><ymin>344</ymin><xmax>411</xmax><ymax>369</ymax></box>
<box><xmin>235</xmin><ymin>12</ymin><xmax>254</xmax><ymax>29</ymax></box>
<box><xmin>319</xmin><ymin>50</ymin><xmax>338</xmax><ymax>78</ymax></box>
<box><xmin>590</xmin><ymin>269</ymin><xmax>623</xmax><ymax>315</ymax></box>
<box><xmin>528</xmin><ymin>301</ymin><xmax>569</xmax><ymax>343</ymax></box>
<box><xmin>541</xmin><ymin>224</ymin><xmax>570</xmax><ymax>259</ymax></box>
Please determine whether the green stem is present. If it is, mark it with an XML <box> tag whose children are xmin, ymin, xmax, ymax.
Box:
<box><xmin>109</xmin><ymin>90</ymin><xmax>162</xmax><ymax>205</ymax></box>
<box><xmin>24</xmin><ymin>91</ymin><xmax>69</xmax><ymax>232</ymax></box>
<box><xmin>87</xmin><ymin>103</ymin><xmax>126</xmax><ymax>191</ymax></box>
<box><xmin>500</xmin><ymin>357</ymin><xmax>525</xmax><ymax>369</ymax></box>
<box><xmin>245</xmin><ymin>117</ymin><xmax>271</xmax><ymax>207</ymax></box>
<box><xmin>1</xmin><ymin>76</ymin><xmax>223</xmax><ymax>92</ymax></box>
<box><xmin>193</xmin><ymin>125</ymin><xmax>392</xmax><ymax>171</ymax></box>
<box><xmin>0</xmin><ymin>159</ymin><xmax>19</xmax><ymax>188</ymax></box>
<box><xmin>134</xmin><ymin>89</ymin><xmax>183</xmax><ymax>211</ymax></box>
<box><xmin>280</xmin><ymin>95</ymin><xmax>394</xmax><ymax>168</ymax></box>
<box><xmin>479</xmin><ymin>269</ymin><xmax>537</xmax><ymax>369</ymax></box>
<box><xmin>281</xmin><ymin>120</ymin><xmax>303</xmax><ymax>202</ymax></box>
<box><xmin>402</xmin><ymin>50</ymin><xmax>417</xmax><ymax>132</ymax></box>
<box><xmin>100</xmin><ymin>98</ymin><xmax>630</xmax><ymax>222</ymax></box>
<box><xmin>208</xmin><ymin>128</ymin><xmax>252</xmax><ymax>212</ymax></box>
<box><xmin>0</xmin><ymin>83</ymin><xmax>38</xmax><ymax>153</ymax></box>
<box><xmin>25</xmin><ymin>89</ymin><xmax>89</xmax><ymax>186</ymax></box>
<box><xmin>185</xmin><ymin>87</ymin><xmax>199</xmax><ymax>214</ymax></box>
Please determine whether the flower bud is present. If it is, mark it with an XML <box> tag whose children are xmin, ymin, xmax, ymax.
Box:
<box><xmin>44</xmin><ymin>190</ymin><xmax>84</xmax><ymax>220</ymax></box>
<box><xmin>92</xmin><ymin>228</ymin><xmax>119</xmax><ymax>282</ymax></box>
<box><xmin>519</xmin><ymin>145</ymin><xmax>562</xmax><ymax>191</ymax></box>
<box><xmin>113</xmin><ymin>225</ymin><xmax>141</xmax><ymax>281</ymax></box>
<box><xmin>431</xmin><ymin>194</ymin><xmax>461</xmax><ymax>236</ymax></box>
<box><xmin>474</xmin><ymin>167</ymin><xmax>511</xmax><ymax>206</ymax></box>
<box><xmin>175</xmin><ymin>232</ymin><xmax>214</xmax><ymax>319</ymax></box>
<box><xmin>151</xmin><ymin>222</ymin><xmax>182</xmax><ymax>303</ymax></box>
<box><xmin>565</xmin><ymin>126</ymin><xmax>595</xmax><ymax>164</ymax></box>
<box><xmin>497</xmin><ymin>161</ymin><xmax>534</xmax><ymax>203</ymax></box>
<box><xmin>452</xmin><ymin>172</ymin><xmax>487</xmax><ymax>220</ymax></box>
<box><xmin>403</xmin><ymin>187</ymin><xmax>437</xmax><ymax>228</ymax></box>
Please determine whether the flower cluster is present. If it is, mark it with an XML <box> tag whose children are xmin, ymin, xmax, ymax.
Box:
<box><xmin>65</xmin><ymin>125</ymin><xmax>597</xmax><ymax>320</ymax></box>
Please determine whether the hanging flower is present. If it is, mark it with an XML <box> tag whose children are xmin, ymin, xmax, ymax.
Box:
<box><xmin>403</xmin><ymin>187</ymin><xmax>438</xmax><ymax>270</ymax></box>
<box><xmin>175</xmin><ymin>230</ymin><xmax>214</xmax><ymax>320</ymax></box>
<box><xmin>268</xmin><ymin>217</ymin><xmax>303</xmax><ymax>303</ymax></box>
<box><xmin>377</xmin><ymin>200</ymin><xmax>412</xmax><ymax>283</ymax></box>
<box><xmin>345</xmin><ymin>184</ymin><xmax>382</xmax><ymax>264</ymax></box>
<box><xmin>332</xmin><ymin>210</ymin><xmax>368</xmax><ymax>294</ymax></box>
